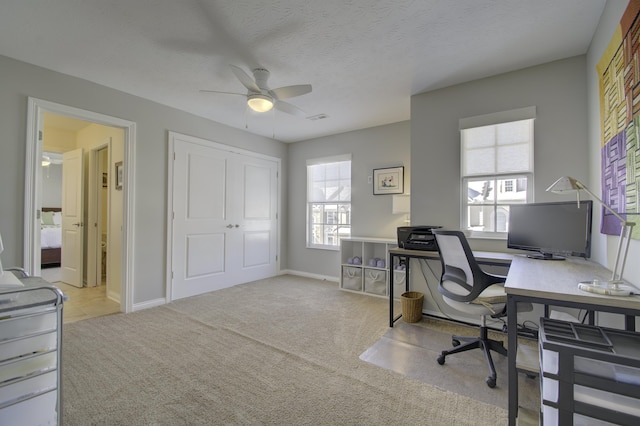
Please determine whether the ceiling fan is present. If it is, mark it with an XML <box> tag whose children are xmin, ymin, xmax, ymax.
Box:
<box><xmin>201</xmin><ymin>65</ymin><xmax>312</xmax><ymax>117</ymax></box>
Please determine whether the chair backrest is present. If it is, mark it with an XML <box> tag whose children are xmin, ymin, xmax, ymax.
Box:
<box><xmin>432</xmin><ymin>229</ymin><xmax>504</xmax><ymax>303</ymax></box>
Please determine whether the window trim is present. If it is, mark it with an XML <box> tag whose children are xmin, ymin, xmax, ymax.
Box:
<box><xmin>306</xmin><ymin>155</ymin><xmax>352</xmax><ymax>250</ymax></box>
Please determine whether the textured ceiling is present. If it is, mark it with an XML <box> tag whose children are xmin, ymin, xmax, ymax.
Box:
<box><xmin>0</xmin><ymin>0</ymin><xmax>606</xmax><ymax>142</ymax></box>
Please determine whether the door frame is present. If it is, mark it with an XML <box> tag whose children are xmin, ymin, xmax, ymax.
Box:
<box><xmin>24</xmin><ymin>97</ymin><xmax>136</xmax><ymax>313</ymax></box>
<box><xmin>166</xmin><ymin>131</ymin><xmax>281</xmax><ymax>302</ymax></box>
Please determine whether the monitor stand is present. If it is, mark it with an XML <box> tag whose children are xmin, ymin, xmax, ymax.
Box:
<box><xmin>527</xmin><ymin>252</ymin><xmax>565</xmax><ymax>261</ymax></box>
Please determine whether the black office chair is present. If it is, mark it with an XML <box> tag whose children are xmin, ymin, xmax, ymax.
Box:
<box><xmin>432</xmin><ymin>229</ymin><xmax>509</xmax><ymax>388</ymax></box>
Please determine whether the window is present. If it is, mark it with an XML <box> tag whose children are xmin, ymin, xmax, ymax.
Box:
<box><xmin>307</xmin><ymin>155</ymin><xmax>351</xmax><ymax>249</ymax></box>
<box><xmin>460</xmin><ymin>107</ymin><xmax>535</xmax><ymax>238</ymax></box>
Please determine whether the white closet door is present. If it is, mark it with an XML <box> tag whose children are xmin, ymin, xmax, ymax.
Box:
<box><xmin>170</xmin><ymin>135</ymin><xmax>278</xmax><ymax>300</ymax></box>
<box><xmin>234</xmin><ymin>155</ymin><xmax>278</xmax><ymax>282</ymax></box>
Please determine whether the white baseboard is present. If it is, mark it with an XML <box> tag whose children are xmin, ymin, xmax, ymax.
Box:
<box><xmin>132</xmin><ymin>297</ymin><xmax>166</xmax><ymax>312</ymax></box>
<box><xmin>280</xmin><ymin>269</ymin><xmax>339</xmax><ymax>283</ymax></box>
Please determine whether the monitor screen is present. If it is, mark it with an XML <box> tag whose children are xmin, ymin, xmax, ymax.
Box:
<box><xmin>507</xmin><ymin>200</ymin><xmax>593</xmax><ymax>260</ymax></box>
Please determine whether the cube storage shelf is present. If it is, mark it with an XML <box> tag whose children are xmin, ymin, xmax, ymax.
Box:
<box><xmin>539</xmin><ymin>317</ymin><xmax>640</xmax><ymax>426</ymax></box>
<box><xmin>340</xmin><ymin>237</ymin><xmax>403</xmax><ymax>298</ymax></box>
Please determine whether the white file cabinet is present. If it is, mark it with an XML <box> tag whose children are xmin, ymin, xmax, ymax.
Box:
<box><xmin>0</xmin><ymin>280</ymin><xmax>65</xmax><ymax>425</ymax></box>
<box><xmin>340</xmin><ymin>237</ymin><xmax>397</xmax><ymax>298</ymax></box>
<box><xmin>539</xmin><ymin>318</ymin><xmax>640</xmax><ymax>426</ymax></box>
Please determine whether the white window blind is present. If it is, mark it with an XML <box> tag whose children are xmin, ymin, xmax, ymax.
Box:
<box><xmin>461</xmin><ymin>118</ymin><xmax>534</xmax><ymax>177</ymax></box>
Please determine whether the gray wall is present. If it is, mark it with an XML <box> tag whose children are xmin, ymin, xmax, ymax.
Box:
<box><xmin>287</xmin><ymin>121</ymin><xmax>410</xmax><ymax>278</ymax></box>
<box><xmin>0</xmin><ymin>55</ymin><xmax>288</xmax><ymax>304</ymax></box>
<box><xmin>410</xmin><ymin>55</ymin><xmax>589</xmax><ymax>254</ymax></box>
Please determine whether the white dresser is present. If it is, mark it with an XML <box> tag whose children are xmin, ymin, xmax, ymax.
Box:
<box><xmin>0</xmin><ymin>279</ymin><xmax>65</xmax><ymax>425</ymax></box>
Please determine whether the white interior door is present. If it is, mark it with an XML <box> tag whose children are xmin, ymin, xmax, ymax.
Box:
<box><xmin>235</xmin><ymin>156</ymin><xmax>278</xmax><ymax>282</ymax></box>
<box><xmin>170</xmin><ymin>134</ymin><xmax>278</xmax><ymax>300</ymax></box>
<box><xmin>61</xmin><ymin>148</ymin><xmax>84</xmax><ymax>287</ymax></box>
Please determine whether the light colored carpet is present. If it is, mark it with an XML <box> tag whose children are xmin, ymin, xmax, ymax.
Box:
<box><xmin>62</xmin><ymin>275</ymin><xmax>509</xmax><ymax>425</ymax></box>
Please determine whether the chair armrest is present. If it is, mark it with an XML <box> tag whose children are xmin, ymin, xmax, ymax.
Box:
<box><xmin>5</xmin><ymin>267</ymin><xmax>29</xmax><ymax>278</ymax></box>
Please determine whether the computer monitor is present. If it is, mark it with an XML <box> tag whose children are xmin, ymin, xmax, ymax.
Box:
<box><xmin>507</xmin><ymin>200</ymin><xmax>593</xmax><ymax>260</ymax></box>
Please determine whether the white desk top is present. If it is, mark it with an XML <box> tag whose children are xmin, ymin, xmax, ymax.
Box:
<box><xmin>505</xmin><ymin>255</ymin><xmax>640</xmax><ymax>310</ymax></box>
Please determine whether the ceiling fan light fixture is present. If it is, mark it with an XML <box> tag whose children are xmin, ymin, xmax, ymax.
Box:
<box><xmin>247</xmin><ymin>94</ymin><xmax>274</xmax><ymax>112</ymax></box>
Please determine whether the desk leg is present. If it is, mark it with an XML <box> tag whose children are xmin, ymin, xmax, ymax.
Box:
<box><xmin>507</xmin><ymin>295</ymin><xmax>518</xmax><ymax>426</ymax></box>
<box><xmin>389</xmin><ymin>254</ymin><xmax>395</xmax><ymax>327</ymax></box>
<box><xmin>626</xmin><ymin>314</ymin><xmax>636</xmax><ymax>332</ymax></box>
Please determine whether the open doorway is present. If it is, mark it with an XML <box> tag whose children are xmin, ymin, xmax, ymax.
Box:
<box><xmin>38</xmin><ymin>115</ymin><xmax>121</xmax><ymax>322</ymax></box>
<box><xmin>24</xmin><ymin>97</ymin><xmax>136</xmax><ymax>315</ymax></box>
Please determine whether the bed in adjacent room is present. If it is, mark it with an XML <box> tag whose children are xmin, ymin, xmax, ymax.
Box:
<box><xmin>41</xmin><ymin>207</ymin><xmax>62</xmax><ymax>267</ymax></box>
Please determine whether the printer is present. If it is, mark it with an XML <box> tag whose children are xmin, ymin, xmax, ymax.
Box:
<box><xmin>397</xmin><ymin>226</ymin><xmax>441</xmax><ymax>251</ymax></box>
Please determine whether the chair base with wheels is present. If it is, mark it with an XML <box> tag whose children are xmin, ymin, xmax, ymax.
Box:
<box><xmin>436</xmin><ymin>314</ymin><xmax>506</xmax><ymax>388</ymax></box>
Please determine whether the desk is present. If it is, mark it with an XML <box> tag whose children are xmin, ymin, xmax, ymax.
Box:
<box><xmin>388</xmin><ymin>247</ymin><xmax>512</xmax><ymax>327</ymax></box>
<box><xmin>505</xmin><ymin>255</ymin><xmax>640</xmax><ymax>426</ymax></box>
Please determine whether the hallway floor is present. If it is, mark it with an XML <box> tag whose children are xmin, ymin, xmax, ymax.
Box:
<box><xmin>41</xmin><ymin>267</ymin><xmax>121</xmax><ymax>324</ymax></box>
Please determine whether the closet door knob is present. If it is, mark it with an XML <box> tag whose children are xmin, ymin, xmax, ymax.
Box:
<box><xmin>226</xmin><ymin>224</ymin><xmax>234</xmax><ymax>229</ymax></box>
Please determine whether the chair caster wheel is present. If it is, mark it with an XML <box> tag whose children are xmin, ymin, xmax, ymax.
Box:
<box><xmin>451</xmin><ymin>339</ymin><xmax>461</xmax><ymax>347</ymax></box>
<box><xmin>437</xmin><ymin>354</ymin><xmax>446</xmax><ymax>365</ymax></box>
<box><xmin>486</xmin><ymin>377</ymin><xmax>496</xmax><ymax>388</ymax></box>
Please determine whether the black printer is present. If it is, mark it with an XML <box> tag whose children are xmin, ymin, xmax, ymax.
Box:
<box><xmin>397</xmin><ymin>226</ymin><xmax>441</xmax><ymax>251</ymax></box>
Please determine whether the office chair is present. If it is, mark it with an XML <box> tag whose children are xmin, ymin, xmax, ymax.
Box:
<box><xmin>432</xmin><ymin>229</ymin><xmax>509</xmax><ymax>388</ymax></box>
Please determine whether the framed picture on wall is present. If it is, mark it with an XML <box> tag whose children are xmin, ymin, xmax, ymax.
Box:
<box><xmin>373</xmin><ymin>166</ymin><xmax>404</xmax><ymax>195</ymax></box>
<box><xmin>115</xmin><ymin>161</ymin><xmax>123</xmax><ymax>191</ymax></box>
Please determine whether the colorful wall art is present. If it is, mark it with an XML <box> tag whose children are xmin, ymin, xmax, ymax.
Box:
<box><xmin>597</xmin><ymin>0</ymin><xmax>640</xmax><ymax>239</ymax></box>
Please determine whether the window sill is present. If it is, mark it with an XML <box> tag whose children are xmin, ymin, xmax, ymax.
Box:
<box><xmin>466</xmin><ymin>231</ymin><xmax>507</xmax><ymax>241</ymax></box>
<box><xmin>306</xmin><ymin>245</ymin><xmax>340</xmax><ymax>251</ymax></box>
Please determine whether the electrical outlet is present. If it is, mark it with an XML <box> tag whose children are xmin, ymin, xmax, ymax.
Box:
<box><xmin>367</xmin><ymin>175</ymin><xmax>372</xmax><ymax>184</ymax></box>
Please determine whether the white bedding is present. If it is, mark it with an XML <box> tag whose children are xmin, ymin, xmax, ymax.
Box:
<box><xmin>41</xmin><ymin>226</ymin><xmax>61</xmax><ymax>249</ymax></box>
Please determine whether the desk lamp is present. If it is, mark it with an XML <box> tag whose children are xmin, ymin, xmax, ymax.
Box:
<box><xmin>546</xmin><ymin>176</ymin><xmax>636</xmax><ymax>296</ymax></box>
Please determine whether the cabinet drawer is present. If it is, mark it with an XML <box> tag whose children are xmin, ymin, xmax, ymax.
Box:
<box><xmin>0</xmin><ymin>387</ymin><xmax>57</xmax><ymax>425</ymax></box>
<box><xmin>0</xmin><ymin>351</ymin><xmax>57</xmax><ymax>383</ymax></box>
<box><xmin>0</xmin><ymin>369</ymin><xmax>57</xmax><ymax>406</ymax></box>
<box><xmin>0</xmin><ymin>312</ymin><xmax>57</xmax><ymax>342</ymax></box>
<box><xmin>0</xmin><ymin>331</ymin><xmax>57</xmax><ymax>362</ymax></box>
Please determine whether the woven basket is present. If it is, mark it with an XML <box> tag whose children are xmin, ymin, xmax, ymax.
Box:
<box><xmin>400</xmin><ymin>291</ymin><xmax>424</xmax><ymax>323</ymax></box>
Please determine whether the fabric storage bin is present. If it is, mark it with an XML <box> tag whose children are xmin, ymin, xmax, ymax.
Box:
<box><xmin>341</xmin><ymin>266</ymin><xmax>362</xmax><ymax>291</ymax></box>
<box><xmin>392</xmin><ymin>270</ymin><xmax>406</xmax><ymax>298</ymax></box>
<box><xmin>364</xmin><ymin>269</ymin><xmax>386</xmax><ymax>295</ymax></box>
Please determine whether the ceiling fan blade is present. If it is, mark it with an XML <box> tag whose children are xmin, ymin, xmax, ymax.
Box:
<box><xmin>275</xmin><ymin>100</ymin><xmax>307</xmax><ymax>118</ymax></box>
<box><xmin>270</xmin><ymin>84</ymin><xmax>312</xmax><ymax>100</ymax></box>
<box><xmin>229</xmin><ymin>65</ymin><xmax>261</xmax><ymax>93</ymax></box>
<box><xmin>199</xmin><ymin>89</ymin><xmax>246</xmax><ymax>96</ymax></box>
